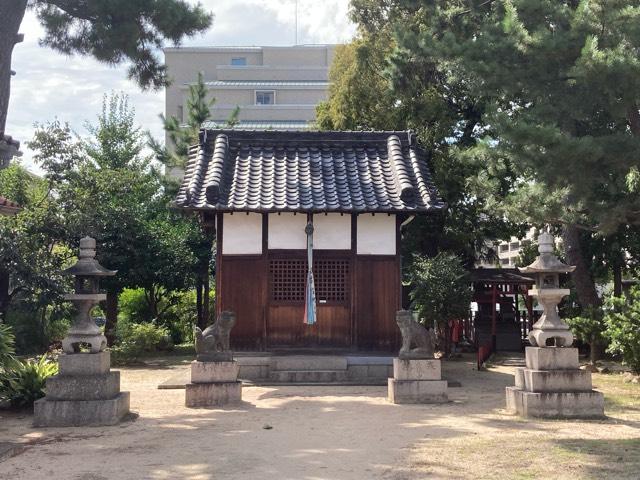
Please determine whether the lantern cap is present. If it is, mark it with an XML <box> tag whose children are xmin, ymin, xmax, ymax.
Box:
<box><xmin>62</xmin><ymin>236</ymin><xmax>116</xmax><ymax>277</ymax></box>
<box><xmin>519</xmin><ymin>232</ymin><xmax>575</xmax><ymax>274</ymax></box>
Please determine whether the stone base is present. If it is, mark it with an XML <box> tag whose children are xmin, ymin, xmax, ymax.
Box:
<box><xmin>506</xmin><ymin>387</ymin><xmax>604</xmax><ymax>418</ymax></box>
<box><xmin>190</xmin><ymin>361</ymin><xmax>239</xmax><ymax>383</ymax></box>
<box><xmin>196</xmin><ymin>352</ymin><xmax>233</xmax><ymax>362</ymax></box>
<box><xmin>506</xmin><ymin>346</ymin><xmax>604</xmax><ymax>418</ymax></box>
<box><xmin>388</xmin><ymin>378</ymin><xmax>448</xmax><ymax>404</ymax></box>
<box><xmin>33</xmin><ymin>392</ymin><xmax>130</xmax><ymax>427</ymax></box>
<box><xmin>517</xmin><ymin>367</ymin><xmax>592</xmax><ymax>393</ymax></box>
<box><xmin>58</xmin><ymin>352</ymin><xmax>111</xmax><ymax>376</ymax></box>
<box><xmin>185</xmin><ymin>381</ymin><xmax>242</xmax><ymax>407</ymax></box>
<box><xmin>525</xmin><ymin>347</ymin><xmax>579</xmax><ymax>370</ymax></box>
<box><xmin>393</xmin><ymin>358</ymin><xmax>441</xmax><ymax>380</ymax></box>
<box><xmin>46</xmin><ymin>371</ymin><xmax>120</xmax><ymax>401</ymax></box>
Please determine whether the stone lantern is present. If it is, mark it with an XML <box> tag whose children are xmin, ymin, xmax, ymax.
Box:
<box><xmin>34</xmin><ymin>237</ymin><xmax>130</xmax><ymax>427</ymax></box>
<box><xmin>61</xmin><ymin>236</ymin><xmax>115</xmax><ymax>354</ymax></box>
<box><xmin>505</xmin><ymin>231</ymin><xmax>604</xmax><ymax>418</ymax></box>
<box><xmin>518</xmin><ymin>232</ymin><xmax>575</xmax><ymax>348</ymax></box>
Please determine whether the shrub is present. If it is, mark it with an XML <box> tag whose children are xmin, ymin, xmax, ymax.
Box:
<box><xmin>112</xmin><ymin>321</ymin><xmax>172</xmax><ymax>364</ymax></box>
<box><xmin>0</xmin><ymin>323</ymin><xmax>16</xmax><ymax>369</ymax></box>
<box><xmin>119</xmin><ymin>288</ymin><xmax>153</xmax><ymax>324</ymax></box>
<box><xmin>567</xmin><ymin>306</ymin><xmax>606</xmax><ymax>364</ymax></box>
<box><xmin>1</xmin><ymin>355</ymin><xmax>58</xmax><ymax>408</ymax></box>
<box><xmin>604</xmin><ymin>287</ymin><xmax>640</xmax><ymax>374</ymax></box>
<box><xmin>408</xmin><ymin>253</ymin><xmax>472</xmax><ymax>328</ymax></box>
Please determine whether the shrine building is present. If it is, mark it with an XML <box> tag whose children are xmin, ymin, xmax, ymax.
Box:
<box><xmin>175</xmin><ymin>129</ymin><xmax>444</xmax><ymax>351</ymax></box>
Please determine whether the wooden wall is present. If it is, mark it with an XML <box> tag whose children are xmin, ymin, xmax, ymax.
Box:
<box><xmin>216</xmin><ymin>213</ymin><xmax>402</xmax><ymax>351</ymax></box>
<box><xmin>354</xmin><ymin>256</ymin><xmax>401</xmax><ymax>350</ymax></box>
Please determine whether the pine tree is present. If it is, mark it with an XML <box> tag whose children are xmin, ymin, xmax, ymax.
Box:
<box><xmin>0</xmin><ymin>1</ymin><xmax>212</xmax><ymax>150</ymax></box>
<box><xmin>343</xmin><ymin>0</ymin><xmax>640</xmax><ymax>312</ymax></box>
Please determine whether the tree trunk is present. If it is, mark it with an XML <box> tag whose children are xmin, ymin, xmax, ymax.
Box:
<box><xmin>563</xmin><ymin>224</ymin><xmax>601</xmax><ymax>308</ymax></box>
<box><xmin>563</xmin><ymin>224</ymin><xmax>603</xmax><ymax>362</ymax></box>
<box><xmin>613</xmin><ymin>261</ymin><xmax>623</xmax><ymax>298</ymax></box>
<box><xmin>0</xmin><ymin>0</ymin><xmax>28</xmax><ymax>138</ymax></box>
<box><xmin>105</xmin><ymin>290</ymin><xmax>119</xmax><ymax>346</ymax></box>
<box><xmin>0</xmin><ymin>268</ymin><xmax>9</xmax><ymax>323</ymax></box>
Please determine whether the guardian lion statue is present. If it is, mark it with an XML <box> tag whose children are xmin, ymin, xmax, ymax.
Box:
<box><xmin>194</xmin><ymin>310</ymin><xmax>236</xmax><ymax>361</ymax></box>
<box><xmin>396</xmin><ymin>310</ymin><xmax>436</xmax><ymax>359</ymax></box>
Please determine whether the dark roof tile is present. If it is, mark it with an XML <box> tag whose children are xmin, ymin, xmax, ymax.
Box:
<box><xmin>176</xmin><ymin>130</ymin><xmax>445</xmax><ymax>214</ymax></box>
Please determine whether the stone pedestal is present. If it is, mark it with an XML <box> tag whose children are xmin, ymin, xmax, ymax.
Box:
<box><xmin>388</xmin><ymin>358</ymin><xmax>448</xmax><ymax>404</ymax></box>
<box><xmin>34</xmin><ymin>352</ymin><xmax>130</xmax><ymax>427</ymax></box>
<box><xmin>185</xmin><ymin>361</ymin><xmax>242</xmax><ymax>407</ymax></box>
<box><xmin>505</xmin><ymin>347</ymin><xmax>604</xmax><ymax>418</ymax></box>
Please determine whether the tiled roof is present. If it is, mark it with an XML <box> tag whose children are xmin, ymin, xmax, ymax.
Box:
<box><xmin>201</xmin><ymin>120</ymin><xmax>312</xmax><ymax>130</ymax></box>
<box><xmin>203</xmin><ymin>80</ymin><xmax>329</xmax><ymax>88</ymax></box>
<box><xmin>176</xmin><ymin>130</ymin><xmax>445</xmax><ymax>214</ymax></box>
<box><xmin>0</xmin><ymin>195</ymin><xmax>20</xmax><ymax>216</ymax></box>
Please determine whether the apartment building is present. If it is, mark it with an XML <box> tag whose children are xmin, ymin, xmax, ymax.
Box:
<box><xmin>164</xmin><ymin>45</ymin><xmax>335</xmax><ymax>135</ymax></box>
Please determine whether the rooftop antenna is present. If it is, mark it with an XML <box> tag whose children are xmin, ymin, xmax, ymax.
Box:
<box><xmin>295</xmin><ymin>0</ymin><xmax>298</xmax><ymax>45</ymax></box>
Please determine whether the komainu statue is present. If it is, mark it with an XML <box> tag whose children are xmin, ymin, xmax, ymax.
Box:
<box><xmin>396</xmin><ymin>310</ymin><xmax>436</xmax><ymax>359</ymax></box>
<box><xmin>194</xmin><ymin>311</ymin><xmax>236</xmax><ymax>361</ymax></box>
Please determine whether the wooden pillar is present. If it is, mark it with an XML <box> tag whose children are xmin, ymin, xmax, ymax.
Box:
<box><xmin>491</xmin><ymin>283</ymin><xmax>497</xmax><ymax>352</ymax></box>
<box><xmin>514</xmin><ymin>286</ymin><xmax>521</xmax><ymax>340</ymax></box>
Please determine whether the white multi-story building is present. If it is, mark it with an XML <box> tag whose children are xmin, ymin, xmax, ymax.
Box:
<box><xmin>163</xmin><ymin>45</ymin><xmax>335</xmax><ymax>135</ymax></box>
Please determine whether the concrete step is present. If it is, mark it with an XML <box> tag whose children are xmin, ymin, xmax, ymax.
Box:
<box><xmin>271</xmin><ymin>356</ymin><xmax>348</xmax><ymax>372</ymax></box>
<box><xmin>269</xmin><ymin>369</ymin><xmax>348</xmax><ymax>383</ymax></box>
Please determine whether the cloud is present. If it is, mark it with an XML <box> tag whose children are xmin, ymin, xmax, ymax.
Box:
<box><xmin>6</xmin><ymin>1</ymin><xmax>355</xmax><ymax>174</ymax></box>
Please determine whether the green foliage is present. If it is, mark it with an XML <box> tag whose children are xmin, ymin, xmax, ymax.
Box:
<box><xmin>118</xmin><ymin>288</ymin><xmax>208</xmax><ymax>344</ymax></box>
<box><xmin>318</xmin><ymin>10</ymin><xmax>523</xmax><ymax>265</ymax></box>
<box><xmin>0</xmin><ymin>324</ymin><xmax>17</xmax><ymax>370</ymax></box>
<box><xmin>1</xmin><ymin>355</ymin><xmax>58</xmax><ymax>408</ymax></box>
<box><xmin>119</xmin><ymin>288</ymin><xmax>153</xmax><ymax>324</ymax></box>
<box><xmin>604</xmin><ymin>287</ymin><xmax>640</xmax><ymax>373</ymax></box>
<box><xmin>112</xmin><ymin>321</ymin><xmax>172</xmax><ymax>364</ymax></box>
<box><xmin>151</xmin><ymin>72</ymin><xmax>240</xmax><ymax>171</ymax></box>
<box><xmin>408</xmin><ymin>253</ymin><xmax>472</xmax><ymax>329</ymax></box>
<box><xmin>567</xmin><ymin>306</ymin><xmax>607</xmax><ymax>363</ymax></box>
<box><xmin>31</xmin><ymin>1</ymin><xmax>212</xmax><ymax>89</ymax></box>
<box><xmin>1</xmin><ymin>93</ymin><xmax>211</xmax><ymax>353</ymax></box>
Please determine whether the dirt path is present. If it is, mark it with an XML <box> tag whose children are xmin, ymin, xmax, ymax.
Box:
<box><xmin>1</xmin><ymin>358</ymin><xmax>638</xmax><ymax>480</ymax></box>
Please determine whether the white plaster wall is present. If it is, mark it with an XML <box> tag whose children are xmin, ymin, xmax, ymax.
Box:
<box><xmin>222</xmin><ymin>213</ymin><xmax>262</xmax><ymax>254</ymax></box>
<box><xmin>268</xmin><ymin>213</ymin><xmax>307</xmax><ymax>249</ymax></box>
<box><xmin>313</xmin><ymin>214</ymin><xmax>351</xmax><ymax>250</ymax></box>
<box><xmin>357</xmin><ymin>214</ymin><xmax>396</xmax><ymax>255</ymax></box>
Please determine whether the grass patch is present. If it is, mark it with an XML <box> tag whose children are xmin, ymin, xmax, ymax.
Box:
<box><xmin>593</xmin><ymin>373</ymin><xmax>640</xmax><ymax>414</ymax></box>
<box><xmin>408</xmin><ymin>435</ymin><xmax>640</xmax><ymax>480</ymax></box>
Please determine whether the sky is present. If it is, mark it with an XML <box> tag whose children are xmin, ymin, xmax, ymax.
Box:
<box><xmin>7</xmin><ymin>0</ymin><xmax>357</xmax><ymax>173</ymax></box>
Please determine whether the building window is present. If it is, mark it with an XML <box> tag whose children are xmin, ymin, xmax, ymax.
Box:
<box><xmin>500</xmin><ymin>258</ymin><xmax>509</xmax><ymax>266</ymax></box>
<box><xmin>177</xmin><ymin>105</ymin><xmax>183</xmax><ymax>122</ymax></box>
<box><xmin>269</xmin><ymin>259</ymin><xmax>349</xmax><ymax>303</ymax></box>
<box><xmin>499</xmin><ymin>244</ymin><xmax>509</xmax><ymax>253</ymax></box>
<box><xmin>231</xmin><ymin>57</ymin><xmax>247</xmax><ymax>66</ymax></box>
<box><xmin>255</xmin><ymin>90</ymin><xmax>275</xmax><ymax>105</ymax></box>
<box><xmin>510</xmin><ymin>241</ymin><xmax>520</xmax><ymax>251</ymax></box>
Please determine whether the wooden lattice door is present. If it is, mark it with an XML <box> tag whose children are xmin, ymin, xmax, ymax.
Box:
<box><xmin>267</xmin><ymin>254</ymin><xmax>351</xmax><ymax>348</ymax></box>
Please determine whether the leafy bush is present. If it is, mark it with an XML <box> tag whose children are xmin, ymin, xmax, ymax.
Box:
<box><xmin>46</xmin><ymin>318</ymin><xmax>70</xmax><ymax>344</ymax></box>
<box><xmin>408</xmin><ymin>253</ymin><xmax>472</xmax><ymax>329</ymax></box>
<box><xmin>0</xmin><ymin>323</ymin><xmax>17</xmax><ymax>369</ymax></box>
<box><xmin>1</xmin><ymin>356</ymin><xmax>58</xmax><ymax>408</ymax></box>
<box><xmin>112</xmin><ymin>321</ymin><xmax>172</xmax><ymax>364</ymax></box>
<box><xmin>119</xmin><ymin>288</ymin><xmax>153</xmax><ymax>324</ymax></box>
<box><xmin>118</xmin><ymin>288</ymin><xmax>211</xmax><ymax>345</ymax></box>
<box><xmin>604</xmin><ymin>287</ymin><xmax>640</xmax><ymax>373</ymax></box>
<box><xmin>567</xmin><ymin>306</ymin><xmax>606</xmax><ymax>364</ymax></box>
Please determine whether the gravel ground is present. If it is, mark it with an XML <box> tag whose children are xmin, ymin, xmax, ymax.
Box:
<box><xmin>1</xmin><ymin>356</ymin><xmax>638</xmax><ymax>480</ymax></box>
